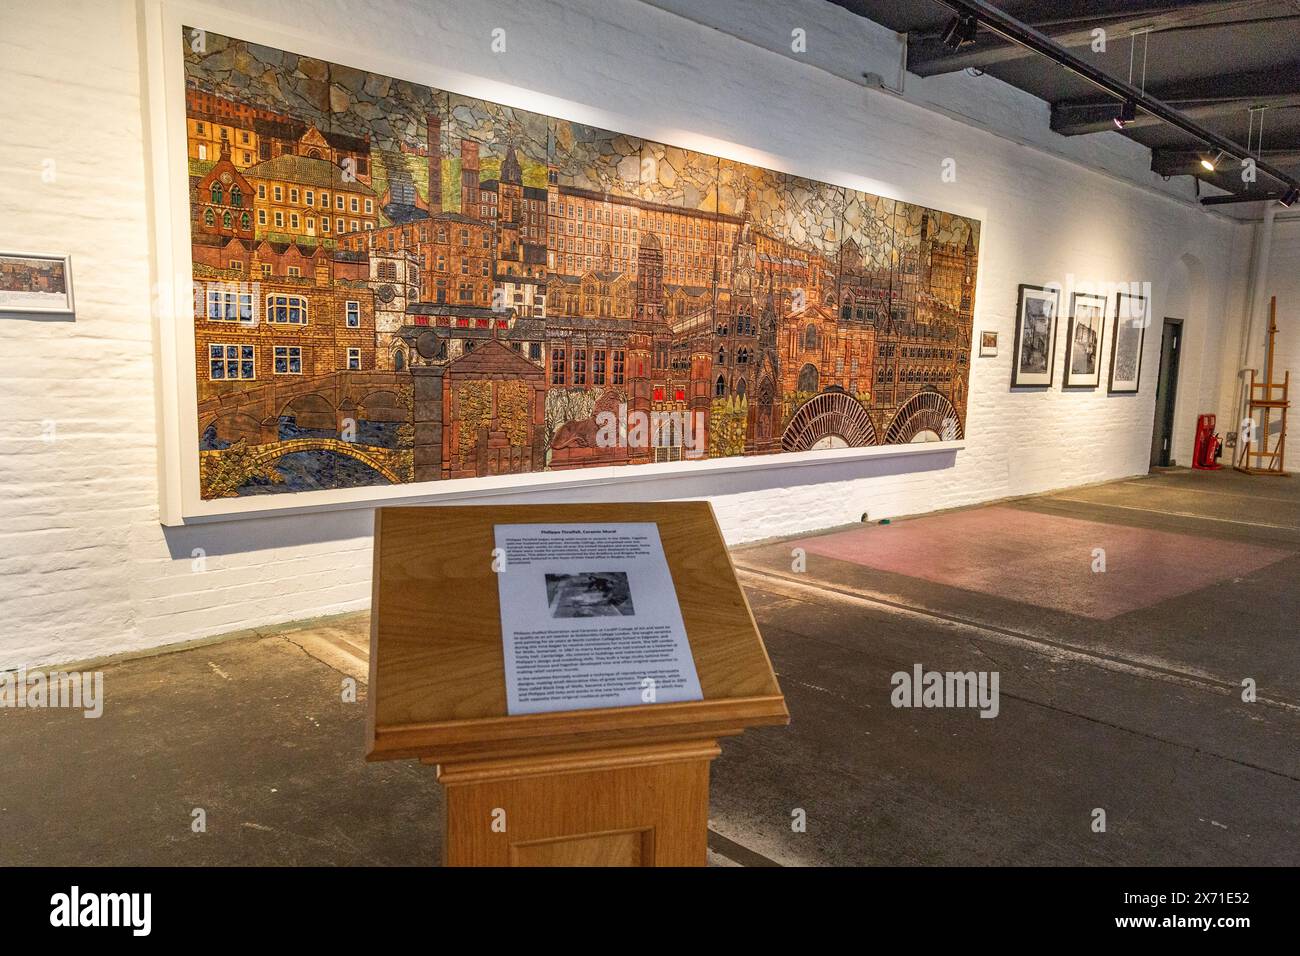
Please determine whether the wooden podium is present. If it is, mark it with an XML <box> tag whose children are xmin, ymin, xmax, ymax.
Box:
<box><xmin>365</xmin><ymin>501</ymin><xmax>788</xmax><ymax>866</ymax></box>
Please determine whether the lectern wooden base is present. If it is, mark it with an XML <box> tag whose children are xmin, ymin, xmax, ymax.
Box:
<box><xmin>366</xmin><ymin>502</ymin><xmax>788</xmax><ymax>867</ymax></box>
<box><xmin>432</xmin><ymin>740</ymin><xmax>719</xmax><ymax>866</ymax></box>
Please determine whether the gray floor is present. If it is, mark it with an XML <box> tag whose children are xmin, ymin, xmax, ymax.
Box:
<box><xmin>1</xmin><ymin>467</ymin><xmax>1296</xmax><ymax>866</ymax></box>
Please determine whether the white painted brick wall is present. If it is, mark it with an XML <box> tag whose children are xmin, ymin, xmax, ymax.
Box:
<box><xmin>1262</xmin><ymin>219</ymin><xmax>1300</xmax><ymax>381</ymax></box>
<box><xmin>0</xmin><ymin>0</ymin><xmax>1254</xmax><ymax>668</ymax></box>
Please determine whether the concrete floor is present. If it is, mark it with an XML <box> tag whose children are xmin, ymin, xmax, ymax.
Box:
<box><xmin>2</xmin><ymin>467</ymin><xmax>1297</xmax><ymax>866</ymax></box>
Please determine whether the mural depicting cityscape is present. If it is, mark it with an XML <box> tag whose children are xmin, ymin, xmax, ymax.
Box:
<box><xmin>184</xmin><ymin>28</ymin><xmax>980</xmax><ymax>499</ymax></box>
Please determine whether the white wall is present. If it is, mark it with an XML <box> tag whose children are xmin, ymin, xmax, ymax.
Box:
<box><xmin>0</xmin><ymin>0</ymin><xmax>1251</xmax><ymax>668</ymax></box>
<box><xmin>1261</xmin><ymin>218</ymin><xmax>1300</xmax><ymax>382</ymax></box>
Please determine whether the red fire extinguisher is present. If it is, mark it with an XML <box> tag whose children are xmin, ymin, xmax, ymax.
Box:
<box><xmin>1193</xmin><ymin>414</ymin><xmax>1222</xmax><ymax>470</ymax></box>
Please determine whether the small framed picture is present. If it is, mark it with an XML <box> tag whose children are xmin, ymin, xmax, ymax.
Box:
<box><xmin>1011</xmin><ymin>284</ymin><xmax>1059</xmax><ymax>387</ymax></box>
<box><xmin>1062</xmin><ymin>292</ymin><xmax>1107</xmax><ymax>388</ymax></box>
<box><xmin>0</xmin><ymin>252</ymin><xmax>75</xmax><ymax>316</ymax></box>
<box><xmin>979</xmin><ymin>331</ymin><xmax>998</xmax><ymax>357</ymax></box>
<box><xmin>1108</xmin><ymin>291</ymin><xmax>1148</xmax><ymax>393</ymax></box>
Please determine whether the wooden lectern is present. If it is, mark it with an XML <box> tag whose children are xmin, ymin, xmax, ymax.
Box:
<box><xmin>366</xmin><ymin>502</ymin><xmax>788</xmax><ymax>866</ymax></box>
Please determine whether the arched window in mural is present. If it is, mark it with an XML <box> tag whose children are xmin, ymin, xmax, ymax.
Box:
<box><xmin>736</xmin><ymin>378</ymin><xmax>746</xmax><ymax>400</ymax></box>
<box><xmin>230</xmin><ymin>185</ymin><xmax>242</xmax><ymax>207</ymax></box>
<box><xmin>393</xmin><ymin>349</ymin><xmax>405</xmax><ymax>372</ymax></box>
<box><xmin>715</xmin><ymin>375</ymin><xmax>726</xmax><ymax>398</ymax></box>
<box><xmin>798</xmin><ymin>363</ymin><xmax>818</xmax><ymax>393</ymax></box>
<box><xmin>210</xmin><ymin>183</ymin><xmax>223</xmax><ymax>204</ymax></box>
<box><xmin>804</xmin><ymin>324</ymin><xmax>818</xmax><ymax>351</ymax></box>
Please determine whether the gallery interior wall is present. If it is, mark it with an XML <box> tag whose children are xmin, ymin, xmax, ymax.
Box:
<box><xmin>1261</xmin><ymin>218</ymin><xmax>1300</xmax><ymax>382</ymax></box>
<box><xmin>0</xmin><ymin>0</ymin><xmax>1254</xmax><ymax>668</ymax></box>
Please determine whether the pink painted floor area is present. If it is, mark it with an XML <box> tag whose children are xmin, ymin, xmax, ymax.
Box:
<box><xmin>795</xmin><ymin>506</ymin><xmax>1294</xmax><ymax>620</ymax></box>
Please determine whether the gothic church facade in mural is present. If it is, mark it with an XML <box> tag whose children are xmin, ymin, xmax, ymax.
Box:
<box><xmin>185</xmin><ymin>29</ymin><xmax>980</xmax><ymax>498</ymax></box>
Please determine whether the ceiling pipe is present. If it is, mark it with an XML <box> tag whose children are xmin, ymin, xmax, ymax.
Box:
<box><xmin>927</xmin><ymin>0</ymin><xmax>1300</xmax><ymax>200</ymax></box>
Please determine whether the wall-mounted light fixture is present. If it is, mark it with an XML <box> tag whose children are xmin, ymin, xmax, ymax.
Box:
<box><xmin>1200</xmin><ymin>150</ymin><xmax>1227</xmax><ymax>172</ymax></box>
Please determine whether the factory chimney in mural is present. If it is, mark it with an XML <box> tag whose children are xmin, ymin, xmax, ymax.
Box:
<box><xmin>460</xmin><ymin>139</ymin><xmax>479</xmax><ymax>217</ymax></box>
<box><xmin>426</xmin><ymin>113</ymin><xmax>441</xmax><ymax>213</ymax></box>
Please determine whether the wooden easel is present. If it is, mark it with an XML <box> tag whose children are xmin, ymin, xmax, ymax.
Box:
<box><xmin>1236</xmin><ymin>296</ymin><xmax>1290</xmax><ymax>476</ymax></box>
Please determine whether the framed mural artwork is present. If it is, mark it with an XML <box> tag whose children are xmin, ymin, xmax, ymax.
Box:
<box><xmin>0</xmin><ymin>252</ymin><xmax>74</xmax><ymax>316</ymax></box>
<box><xmin>979</xmin><ymin>331</ymin><xmax>997</xmax><ymax>357</ymax></box>
<box><xmin>1010</xmin><ymin>284</ymin><xmax>1058</xmax><ymax>387</ymax></box>
<box><xmin>1062</xmin><ymin>292</ymin><xmax>1106</xmax><ymax>388</ymax></box>
<box><xmin>1108</xmin><ymin>291</ymin><xmax>1147</xmax><ymax>393</ymax></box>
<box><xmin>144</xmin><ymin>7</ymin><xmax>984</xmax><ymax>521</ymax></box>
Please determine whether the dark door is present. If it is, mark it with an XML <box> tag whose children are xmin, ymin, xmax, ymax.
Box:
<box><xmin>1150</xmin><ymin>318</ymin><xmax>1183</xmax><ymax>467</ymax></box>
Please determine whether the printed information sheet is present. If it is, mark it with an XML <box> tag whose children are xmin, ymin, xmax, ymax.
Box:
<box><xmin>493</xmin><ymin>523</ymin><xmax>703</xmax><ymax>715</ymax></box>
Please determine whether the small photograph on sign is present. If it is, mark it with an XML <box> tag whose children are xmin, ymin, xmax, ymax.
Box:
<box><xmin>546</xmin><ymin>572</ymin><xmax>635</xmax><ymax>618</ymax></box>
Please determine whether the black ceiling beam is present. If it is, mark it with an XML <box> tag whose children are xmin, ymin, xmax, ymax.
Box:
<box><xmin>1053</xmin><ymin>90</ymin><xmax>1300</xmax><ymax>135</ymax></box>
<box><xmin>925</xmin><ymin>0</ymin><xmax>1300</xmax><ymax>198</ymax></box>
<box><xmin>1153</xmin><ymin>148</ymin><xmax>1300</xmax><ymax>179</ymax></box>
<box><xmin>907</xmin><ymin>0</ymin><xmax>1278</xmax><ymax>77</ymax></box>
<box><xmin>1052</xmin><ymin>66</ymin><xmax>1300</xmax><ymax>135</ymax></box>
<box><xmin>1201</xmin><ymin>191</ymin><xmax>1286</xmax><ymax>205</ymax></box>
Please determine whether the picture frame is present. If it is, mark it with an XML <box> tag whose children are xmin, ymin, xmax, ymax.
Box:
<box><xmin>1010</xmin><ymin>284</ymin><xmax>1059</xmax><ymax>387</ymax></box>
<box><xmin>1108</xmin><ymin>291</ymin><xmax>1148</xmax><ymax>393</ymax></box>
<box><xmin>979</xmin><ymin>330</ymin><xmax>998</xmax><ymax>357</ymax></box>
<box><xmin>0</xmin><ymin>252</ymin><xmax>75</xmax><ymax>317</ymax></box>
<box><xmin>1062</xmin><ymin>292</ymin><xmax>1107</xmax><ymax>389</ymax></box>
<box><xmin>142</xmin><ymin>1</ymin><xmax>985</xmax><ymax>525</ymax></box>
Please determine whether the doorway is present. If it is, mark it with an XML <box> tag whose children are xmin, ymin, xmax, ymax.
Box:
<box><xmin>1150</xmin><ymin>317</ymin><xmax>1183</xmax><ymax>467</ymax></box>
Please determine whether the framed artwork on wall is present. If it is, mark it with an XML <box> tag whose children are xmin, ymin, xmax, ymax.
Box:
<box><xmin>1062</xmin><ymin>292</ymin><xmax>1106</xmax><ymax>388</ymax></box>
<box><xmin>142</xmin><ymin>3</ymin><xmax>987</xmax><ymax>523</ymax></box>
<box><xmin>1108</xmin><ymin>291</ymin><xmax>1147</xmax><ymax>393</ymax></box>
<box><xmin>0</xmin><ymin>252</ymin><xmax>74</xmax><ymax>316</ymax></box>
<box><xmin>979</xmin><ymin>331</ymin><xmax>998</xmax><ymax>357</ymax></box>
<box><xmin>1010</xmin><ymin>284</ymin><xmax>1059</xmax><ymax>387</ymax></box>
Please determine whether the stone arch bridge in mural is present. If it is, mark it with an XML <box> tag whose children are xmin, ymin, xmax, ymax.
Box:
<box><xmin>780</xmin><ymin>387</ymin><xmax>964</xmax><ymax>452</ymax></box>
<box><xmin>197</xmin><ymin>371</ymin><xmax>413</xmax><ymax>494</ymax></box>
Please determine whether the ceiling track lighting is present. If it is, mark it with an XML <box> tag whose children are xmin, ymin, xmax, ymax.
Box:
<box><xmin>1113</xmin><ymin>99</ymin><xmax>1136</xmax><ymax>130</ymax></box>
<box><xmin>941</xmin><ymin>14</ymin><xmax>979</xmax><ymax>51</ymax></box>
<box><xmin>1281</xmin><ymin>186</ymin><xmax>1300</xmax><ymax>208</ymax></box>
<box><xmin>932</xmin><ymin>0</ymin><xmax>1300</xmax><ymax>206</ymax></box>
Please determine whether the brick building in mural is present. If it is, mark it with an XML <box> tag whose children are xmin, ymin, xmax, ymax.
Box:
<box><xmin>184</xmin><ymin>29</ymin><xmax>980</xmax><ymax>498</ymax></box>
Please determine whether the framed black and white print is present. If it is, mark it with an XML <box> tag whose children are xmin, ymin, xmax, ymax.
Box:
<box><xmin>0</xmin><ymin>252</ymin><xmax>75</xmax><ymax>316</ymax></box>
<box><xmin>1108</xmin><ymin>291</ymin><xmax>1148</xmax><ymax>393</ymax></box>
<box><xmin>1062</xmin><ymin>292</ymin><xmax>1106</xmax><ymax>388</ymax></box>
<box><xmin>1010</xmin><ymin>284</ymin><xmax>1059</xmax><ymax>387</ymax></box>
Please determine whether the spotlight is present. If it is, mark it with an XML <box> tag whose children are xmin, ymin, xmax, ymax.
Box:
<box><xmin>941</xmin><ymin>14</ymin><xmax>979</xmax><ymax>51</ymax></box>
<box><xmin>1281</xmin><ymin>186</ymin><xmax>1300</xmax><ymax>207</ymax></box>
<box><xmin>1200</xmin><ymin>150</ymin><xmax>1226</xmax><ymax>172</ymax></box>
<box><xmin>1113</xmin><ymin>99</ymin><xmax>1136</xmax><ymax>130</ymax></box>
